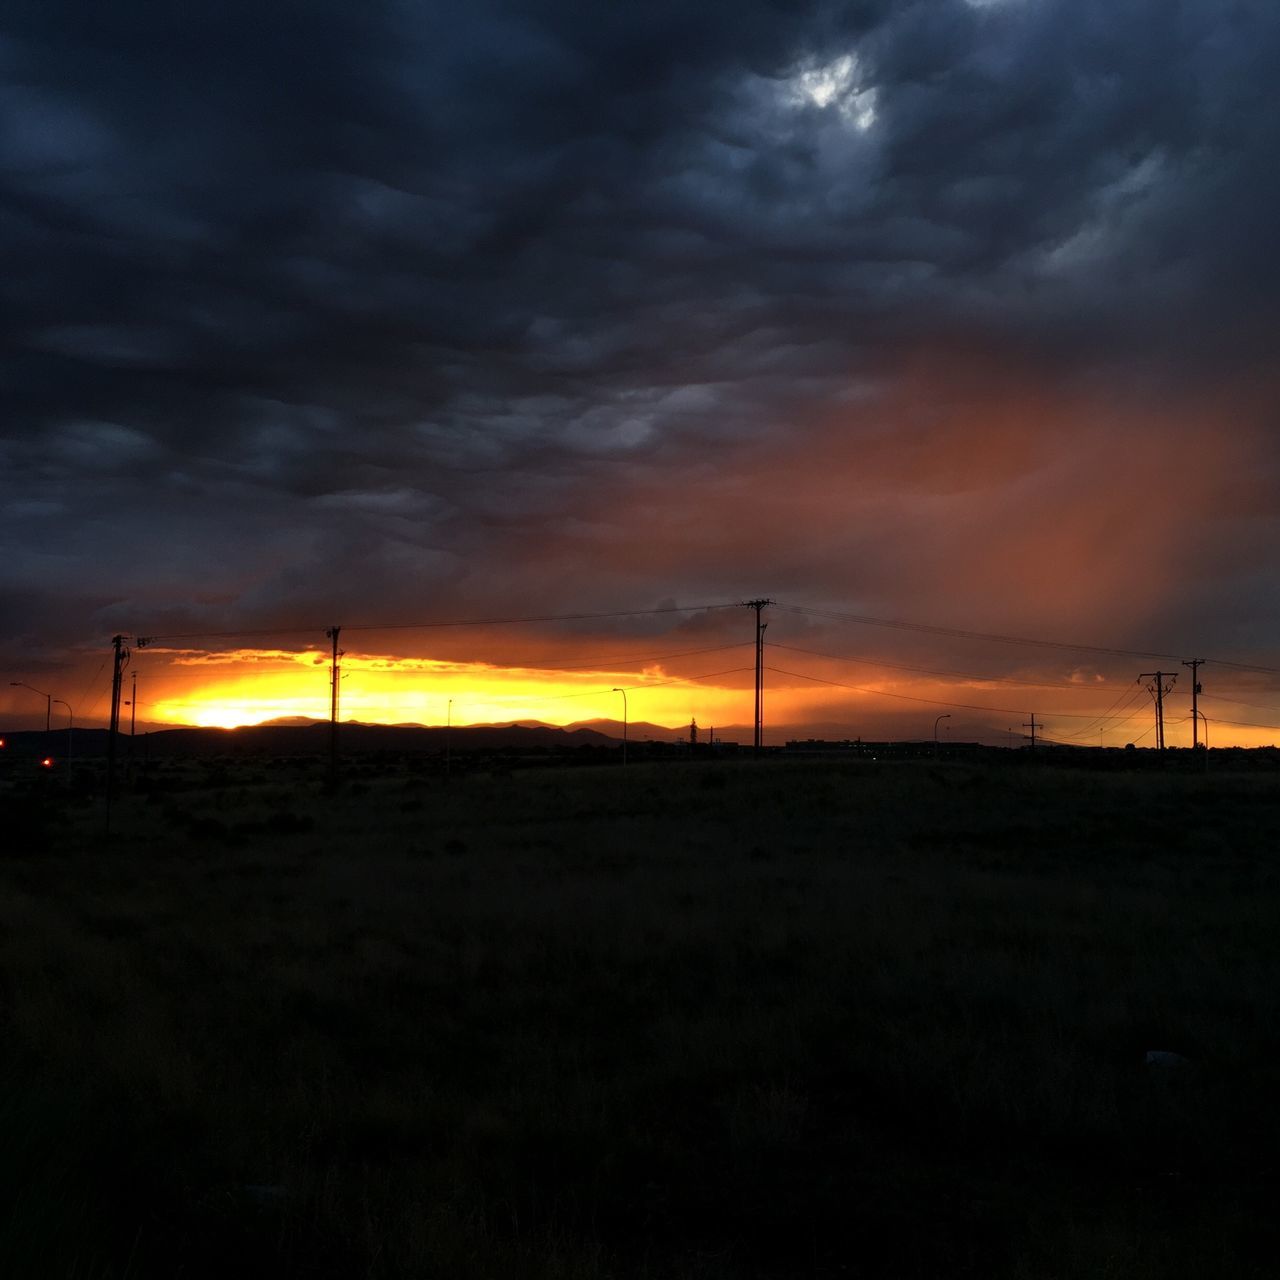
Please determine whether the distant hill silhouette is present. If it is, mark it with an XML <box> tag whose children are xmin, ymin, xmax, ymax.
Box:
<box><xmin>0</xmin><ymin>722</ymin><xmax>624</xmax><ymax>759</ymax></box>
<box><xmin>567</xmin><ymin>717</ymin><xmax>751</xmax><ymax>743</ymax></box>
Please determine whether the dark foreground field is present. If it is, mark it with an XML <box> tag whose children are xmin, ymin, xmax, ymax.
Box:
<box><xmin>2</xmin><ymin>759</ymin><xmax>1279</xmax><ymax>1277</ymax></box>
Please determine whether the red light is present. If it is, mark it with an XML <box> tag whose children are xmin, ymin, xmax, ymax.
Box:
<box><xmin>40</xmin><ymin>757</ymin><xmax>53</xmax><ymax>768</ymax></box>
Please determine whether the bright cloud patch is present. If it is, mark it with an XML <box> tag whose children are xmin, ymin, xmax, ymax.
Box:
<box><xmin>785</xmin><ymin>54</ymin><xmax>877</xmax><ymax>131</ymax></box>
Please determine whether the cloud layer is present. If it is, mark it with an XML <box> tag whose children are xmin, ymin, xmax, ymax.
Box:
<box><xmin>2</xmin><ymin>0</ymin><xmax>1278</xmax><ymax>727</ymax></box>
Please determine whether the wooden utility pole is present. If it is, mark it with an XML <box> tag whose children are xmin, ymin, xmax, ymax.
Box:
<box><xmin>106</xmin><ymin>633</ymin><xmax>129</xmax><ymax>831</ymax></box>
<box><xmin>326</xmin><ymin>626</ymin><xmax>342</xmax><ymax>788</ymax></box>
<box><xmin>1022</xmin><ymin>712</ymin><xmax>1039</xmax><ymax>751</ymax></box>
<box><xmin>128</xmin><ymin>667</ymin><xmax>137</xmax><ymax>778</ymax></box>
<box><xmin>742</xmin><ymin>599</ymin><xmax>773</xmax><ymax>755</ymax></box>
<box><xmin>1182</xmin><ymin>659</ymin><xmax>1205</xmax><ymax>749</ymax></box>
<box><xmin>1138</xmin><ymin>671</ymin><xmax>1177</xmax><ymax>751</ymax></box>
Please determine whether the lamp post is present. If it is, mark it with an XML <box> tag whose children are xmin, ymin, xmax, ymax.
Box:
<box><xmin>933</xmin><ymin>713</ymin><xmax>951</xmax><ymax>757</ymax></box>
<box><xmin>10</xmin><ymin>682</ymin><xmax>52</xmax><ymax>732</ymax></box>
<box><xmin>447</xmin><ymin>698</ymin><xmax>453</xmax><ymax>777</ymax></box>
<box><xmin>611</xmin><ymin>687</ymin><xmax>628</xmax><ymax>766</ymax></box>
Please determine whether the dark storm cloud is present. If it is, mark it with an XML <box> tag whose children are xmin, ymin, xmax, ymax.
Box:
<box><xmin>2</xmin><ymin>0</ymin><xmax>1279</xmax><ymax>676</ymax></box>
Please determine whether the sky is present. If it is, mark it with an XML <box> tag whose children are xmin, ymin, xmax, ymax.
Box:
<box><xmin>2</xmin><ymin>0</ymin><xmax>1279</xmax><ymax>745</ymax></box>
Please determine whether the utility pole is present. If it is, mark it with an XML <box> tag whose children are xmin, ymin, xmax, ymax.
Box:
<box><xmin>326</xmin><ymin>626</ymin><xmax>342</xmax><ymax>789</ymax></box>
<box><xmin>1182</xmin><ymin>659</ymin><xmax>1205</xmax><ymax>749</ymax></box>
<box><xmin>1138</xmin><ymin>671</ymin><xmax>1177</xmax><ymax>751</ymax></box>
<box><xmin>1022</xmin><ymin>713</ymin><xmax>1039</xmax><ymax>751</ymax></box>
<box><xmin>53</xmin><ymin>700</ymin><xmax>72</xmax><ymax>781</ymax></box>
<box><xmin>742</xmin><ymin>599</ymin><xmax>773</xmax><ymax>755</ymax></box>
<box><xmin>611</xmin><ymin>687</ymin><xmax>628</xmax><ymax>767</ymax></box>
<box><xmin>128</xmin><ymin>668</ymin><xmax>137</xmax><ymax>777</ymax></box>
<box><xmin>106</xmin><ymin>634</ymin><xmax>130</xmax><ymax>832</ymax></box>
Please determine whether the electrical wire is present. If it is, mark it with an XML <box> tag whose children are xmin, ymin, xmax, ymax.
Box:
<box><xmin>1196</xmin><ymin>715</ymin><xmax>1280</xmax><ymax>732</ymax></box>
<box><xmin>368</xmin><ymin>641</ymin><xmax>753</xmax><ymax>675</ymax></box>
<box><xmin>136</xmin><ymin>602</ymin><xmax>740</xmax><ymax>645</ymax></box>
<box><xmin>1053</xmin><ymin>685</ymin><xmax>1151</xmax><ymax>740</ymax></box>
<box><xmin>74</xmin><ymin>656</ymin><xmax>108</xmax><ymax>712</ymax></box>
<box><xmin>775</xmin><ymin>603</ymin><xmax>1186</xmax><ymax>662</ymax></box>
<box><xmin>769</xmin><ymin>641</ymin><xmax>1114</xmax><ymax>692</ymax></box>
<box><xmin>765</xmin><ymin>664</ymin><xmax>1144</xmax><ymax>720</ymax></box>
<box><xmin>534</xmin><ymin>665</ymin><xmax>756</xmax><ymax>701</ymax></box>
<box><xmin>765</xmin><ymin>665</ymin><xmax>1033</xmax><ymax>716</ymax></box>
<box><xmin>775</xmin><ymin>602</ymin><xmax>1280</xmax><ymax>675</ymax></box>
<box><xmin>1199</xmin><ymin>692</ymin><xmax>1280</xmax><ymax>716</ymax></box>
<box><xmin>138</xmin><ymin>641</ymin><xmax>753</xmax><ymax>677</ymax></box>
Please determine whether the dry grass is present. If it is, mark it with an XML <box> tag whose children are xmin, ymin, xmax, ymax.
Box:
<box><xmin>1</xmin><ymin>758</ymin><xmax>1278</xmax><ymax>1276</ymax></box>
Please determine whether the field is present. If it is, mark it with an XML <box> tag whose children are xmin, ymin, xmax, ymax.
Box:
<box><xmin>2</xmin><ymin>757</ymin><xmax>1279</xmax><ymax>1277</ymax></box>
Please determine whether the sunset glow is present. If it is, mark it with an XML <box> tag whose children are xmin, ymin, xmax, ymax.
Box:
<box><xmin>143</xmin><ymin>647</ymin><xmax>756</xmax><ymax>734</ymax></box>
<box><xmin>114</xmin><ymin>639</ymin><xmax>1280</xmax><ymax>748</ymax></box>
<box><xmin>3</xmin><ymin>1</ymin><xmax>1278</xmax><ymax>754</ymax></box>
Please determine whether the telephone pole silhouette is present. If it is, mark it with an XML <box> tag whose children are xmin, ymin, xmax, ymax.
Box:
<box><xmin>1139</xmin><ymin>671</ymin><xmax>1177</xmax><ymax>751</ymax></box>
<box><xmin>106</xmin><ymin>633</ymin><xmax>130</xmax><ymax>832</ymax></box>
<box><xmin>1182</xmin><ymin>659</ymin><xmax>1205</xmax><ymax>749</ymax></box>
<box><xmin>742</xmin><ymin>599</ymin><xmax>773</xmax><ymax>755</ymax></box>
<box><xmin>127</xmin><ymin>667</ymin><xmax>138</xmax><ymax>777</ymax></box>
<box><xmin>1022</xmin><ymin>713</ymin><xmax>1039</xmax><ymax>751</ymax></box>
<box><xmin>327</xmin><ymin>626</ymin><xmax>343</xmax><ymax>788</ymax></box>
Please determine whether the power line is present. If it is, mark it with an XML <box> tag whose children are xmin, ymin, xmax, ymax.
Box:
<box><xmin>1198</xmin><ymin>715</ymin><xmax>1280</xmax><ymax>732</ymax></box>
<box><xmin>769</xmin><ymin>641</ymin><xmax>1116</xmax><ymax>692</ymax></box>
<box><xmin>75</xmin><ymin>656</ymin><xmax>109</xmax><ymax>714</ymax></box>
<box><xmin>776</xmin><ymin>602</ymin><xmax>1280</xmax><ymax>674</ymax></box>
<box><xmin>533</xmin><ymin>665</ymin><xmax>757</xmax><ymax>701</ymax></box>
<box><xmin>1199</xmin><ymin>692</ymin><xmax>1280</xmax><ymax>716</ymax></box>
<box><xmin>136</xmin><ymin>602</ymin><xmax>739</xmax><ymax>645</ymax></box>
<box><xmin>764</xmin><ymin>664</ymin><xmax>1141</xmax><ymax>719</ymax></box>
<box><xmin>776</xmin><ymin>603</ymin><xmax>1186</xmax><ymax>662</ymax></box>
<box><xmin>359</xmin><ymin>641</ymin><xmax>754</xmax><ymax>675</ymax></box>
<box><xmin>143</xmin><ymin>640</ymin><xmax>754</xmax><ymax>676</ymax></box>
<box><xmin>765</xmin><ymin>665</ymin><xmax>1034</xmax><ymax>716</ymax></box>
<box><xmin>1204</xmin><ymin>658</ymin><xmax>1280</xmax><ymax>677</ymax></box>
<box><xmin>1055</xmin><ymin>690</ymin><xmax>1145</xmax><ymax>738</ymax></box>
<box><xmin>1054</xmin><ymin>685</ymin><xmax>1151</xmax><ymax>740</ymax></box>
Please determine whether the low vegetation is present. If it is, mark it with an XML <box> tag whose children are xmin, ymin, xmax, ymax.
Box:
<box><xmin>1</xmin><ymin>758</ymin><xmax>1278</xmax><ymax>1277</ymax></box>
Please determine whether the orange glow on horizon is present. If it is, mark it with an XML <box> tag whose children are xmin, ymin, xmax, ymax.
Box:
<box><xmin>144</xmin><ymin>647</ymin><xmax>756</xmax><ymax>732</ymax></box>
<box><xmin>121</xmin><ymin>644</ymin><xmax>1280</xmax><ymax>749</ymax></box>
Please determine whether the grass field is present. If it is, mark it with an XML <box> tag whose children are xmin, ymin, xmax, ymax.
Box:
<box><xmin>2</xmin><ymin>757</ymin><xmax>1279</xmax><ymax>1277</ymax></box>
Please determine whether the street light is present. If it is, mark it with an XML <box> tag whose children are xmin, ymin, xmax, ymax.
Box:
<box><xmin>933</xmin><ymin>713</ymin><xmax>951</xmax><ymax>756</ymax></box>
<box><xmin>447</xmin><ymin>698</ymin><xmax>453</xmax><ymax>777</ymax></box>
<box><xmin>10</xmin><ymin>682</ymin><xmax>52</xmax><ymax>732</ymax></box>
<box><xmin>611</xmin><ymin>688</ymin><xmax>628</xmax><ymax>766</ymax></box>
